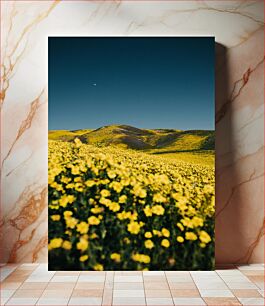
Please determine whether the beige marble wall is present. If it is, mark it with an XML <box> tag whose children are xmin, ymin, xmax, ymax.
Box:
<box><xmin>0</xmin><ymin>0</ymin><xmax>264</xmax><ymax>264</ymax></box>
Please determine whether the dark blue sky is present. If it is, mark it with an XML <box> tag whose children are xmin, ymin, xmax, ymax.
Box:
<box><xmin>48</xmin><ymin>37</ymin><xmax>214</xmax><ymax>130</ymax></box>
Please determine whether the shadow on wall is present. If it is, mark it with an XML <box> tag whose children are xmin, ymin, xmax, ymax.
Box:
<box><xmin>214</xmin><ymin>42</ymin><xmax>263</xmax><ymax>265</ymax></box>
<box><xmin>215</xmin><ymin>42</ymin><xmax>230</xmax><ymax>264</ymax></box>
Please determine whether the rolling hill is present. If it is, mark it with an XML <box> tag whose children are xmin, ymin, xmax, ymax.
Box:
<box><xmin>49</xmin><ymin>124</ymin><xmax>214</xmax><ymax>152</ymax></box>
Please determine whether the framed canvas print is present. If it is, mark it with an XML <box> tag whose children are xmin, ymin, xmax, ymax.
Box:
<box><xmin>48</xmin><ymin>37</ymin><xmax>215</xmax><ymax>271</ymax></box>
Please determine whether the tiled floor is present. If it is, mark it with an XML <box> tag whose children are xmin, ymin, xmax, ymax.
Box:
<box><xmin>0</xmin><ymin>264</ymin><xmax>264</xmax><ymax>305</ymax></box>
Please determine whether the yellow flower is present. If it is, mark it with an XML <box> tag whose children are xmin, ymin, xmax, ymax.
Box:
<box><xmin>66</xmin><ymin>217</ymin><xmax>78</xmax><ymax>229</ymax></box>
<box><xmin>62</xmin><ymin>240</ymin><xmax>72</xmax><ymax>250</ymax></box>
<box><xmin>51</xmin><ymin>215</ymin><xmax>60</xmax><ymax>221</ymax></box>
<box><xmin>64</xmin><ymin>211</ymin><xmax>73</xmax><ymax>218</ymax></box>
<box><xmin>80</xmin><ymin>255</ymin><xmax>89</xmax><ymax>262</ymax></box>
<box><xmin>110</xmin><ymin>253</ymin><xmax>121</xmax><ymax>262</ymax></box>
<box><xmin>74</xmin><ymin>137</ymin><xmax>82</xmax><ymax>147</ymax></box>
<box><xmin>185</xmin><ymin>232</ymin><xmax>197</xmax><ymax>241</ymax></box>
<box><xmin>162</xmin><ymin>228</ymin><xmax>170</xmax><ymax>237</ymax></box>
<box><xmin>100</xmin><ymin>189</ymin><xmax>110</xmax><ymax>197</ymax></box>
<box><xmin>94</xmin><ymin>264</ymin><xmax>103</xmax><ymax>271</ymax></box>
<box><xmin>176</xmin><ymin>236</ymin><xmax>184</xmax><ymax>243</ymax></box>
<box><xmin>192</xmin><ymin>216</ymin><xmax>204</xmax><ymax>227</ymax></box>
<box><xmin>144</xmin><ymin>232</ymin><xmax>152</xmax><ymax>238</ymax></box>
<box><xmin>59</xmin><ymin>195</ymin><xmax>76</xmax><ymax>207</ymax></box>
<box><xmin>77</xmin><ymin>237</ymin><xmax>88</xmax><ymax>251</ymax></box>
<box><xmin>88</xmin><ymin>216</ymin><xmax>100</xmax><ymax>225</ymax></box>
<box><xmin>144</xmin><ymin>205</ymin><xmax>153</xmax><ymax>217</ymax></box>
<box><xmin>199</xmin><ymin>231</ymin><xmax>211</xmax><ymax>244</ymax></box>
<box><xmin>49</xmin><ymin>238</ymin><xmax>63</xmax><ymax>249</ymax></box>
<box><xmin>144</xmin><ymin>240</ymin><xmax>154</xmax><ymax>249</ymax></box>
<box><xmin>153</xmin><ymin>229</ymin><xmax>162</xmax><ymax>237</ymax></box>
<box><xmin>161</xmin><ymin>239</ymin><xmax>170</xmax><ymax>248</ymax></box>
<box><xmin>109</xmin><ymin>202</ymin><xmax>120</xmax><ymax>212</ymax></box>
<box><xmin>118</xmin><ymin>195</ymin><xmax>127</xmax><ymax>204</ymax></box>
<box><xmin>91</xmin><ymin>207</ymin><xmax>104</xmax><ymax>214</ymax></box>
<box><xmin>110</xmin><ymin>181</ymin><xmax>123</xmax><ymax>193</ymax></box>
<box><xmin>153</xmin><ymin>193</ymin><xmax>167</xmax><ymax>203</ymax></box>
<box><xmin>85</xmin><ymin>180</ymin><xmax>95</xmax><ymax>187</ymax></box>
<box><xmin>152</xmin><ymin>205</ymin><xmax>165</xmax><ymax>215</ymax></box>
<box><xmin>127</xmin><ymin>221</ymin><xmax>141</xmax><ymax>235</ymax></box>
<box><xmin>132</xmin><ymin>253</ymin><xmax>150</xmax><ymax>264</ymax></box>
<box><xmin>177</xmin><ymin>222</ymin><xmax>184</xmax><ymax>231</ymax></box>
<box><xmin>107</xmin><ymin>170</ymin><xmax>116</xmax><ymax>179</ymax></box>
<box><xmin>133</xmin><ymin>184</ymin><xmax>146</xmax><ymax>198</ymax></box>
<box><xmin>77</xmin><ymin>222</ymin><xmax>89</xmax><ymax>234</ymax></box>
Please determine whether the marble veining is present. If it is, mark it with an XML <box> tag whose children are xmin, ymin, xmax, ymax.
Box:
<box><xmin>0</xmin><ymin>0</ymin><xmax>264</xmax><ymax>263</ymax></box>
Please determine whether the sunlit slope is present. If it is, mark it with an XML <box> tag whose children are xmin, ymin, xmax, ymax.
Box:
<box><xmin>49</xmin><ymin>125</ymin><xmax>214</xmax><ymax>153</ymax></box>
<box><xmin>48</xmin><ymin>129</ymin><xmax>92</xmax><ymax>142</ymax></box>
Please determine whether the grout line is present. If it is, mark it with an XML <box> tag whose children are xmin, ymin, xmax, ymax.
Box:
<box><xmin>164</xmin><ymin>270</ymin><xmax>175</xmax><ymax>305</ymax></box>
<box><xmin>101</xmin><ymin>271</ymin><xmax>107</xmax><ymax>306</ymax></box>
<box><xmin>142</xmin><ymin>271</ymin><xmax>148</xmax><ymax>306</ymax></box>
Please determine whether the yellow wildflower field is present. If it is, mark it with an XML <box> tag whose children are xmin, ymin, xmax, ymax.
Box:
<box><xmin>48</xmin><ymin>138</ymin><xmax>214</xmax><ymax>270</ymax></box>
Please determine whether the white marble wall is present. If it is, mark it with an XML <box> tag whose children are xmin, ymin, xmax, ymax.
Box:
<box><xmin>0</xmin><ymin>0</ymin><xmax>264</xmax><ymax>263</ymax></box>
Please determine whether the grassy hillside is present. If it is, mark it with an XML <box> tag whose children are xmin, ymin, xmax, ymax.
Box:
<box><xmin>48</xmin><ymin>125</ymin><xmax>214</xmax><ymax>166</ymax></box>
<box><xmin>49</xmin><ymin>125</ymin><xmax>214</xmax><ymax>150</ymax></box>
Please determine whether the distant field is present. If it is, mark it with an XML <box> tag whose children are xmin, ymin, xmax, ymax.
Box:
<box><xmin>48</xmin><ymin>125</ymin><xmax>214</xmax><ymax>167</ymax></box>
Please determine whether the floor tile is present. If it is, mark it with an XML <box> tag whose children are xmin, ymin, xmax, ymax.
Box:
<box><xmin>258</xmin><ymin>290</ymin><xmax>264</xmax><ymax>297</ymax></box>
<box><xmin>195</xmin><ymin>282</ymin><xmax>228</xmax><ymax>290</ymax></box>
<box><xmin>6</xmin><ymin>297</ymin><xmax>38</xmax><ymax>305</ymax></box>
<box><xmin>167</xmin><ymin>276</ymin><xmax>193</xmax><ymax>283</ymax></box>
<box><xmin>0</xmin><ymin>282</ymin><xmax>22</xmax><ymax>290</ymax></box>
<box><xmin>173</xmin><ymin>297</ymin><xmax>206</xmax><ymax>305</ymax></box>
<box><xmin>240</xmin><ymin>270</ymin><xmax>264</xmax><ymax>276</ymax></box>
<box><xmin>12</xmin><ymin>289</ymin><xmax>44</xmax><ymax>298</ymax></box>
<box><xmin>115</xmin><ymin>271</ymin><xmax>142</xmax><ymax>276</ymax></box>
<box><xmin>36</xmin><ymin>298</ymin><xmax>69</xmax><ymax>305</ymax></box>
<box><xmin>113</xmin><ymin>289</ymin><xmax>145</xmax><ymax>297</ymax></box>
<box><xmin>238</xmin><ymin>297</ymin><xmax>265</xmax><ymax>305</ymax></box>
<box><xmin>1</xmin><ymin>297</ymin><xmax>10</xmax><ymax>305</ymax></box>
<box><xmin>170</xmin><ymin>289</ymin><xmax>200</xmax><ymax>297</ymax></box>
<box><xmin>143</xmin><ymin>271</ymin><xmax>165</xmax><ymax>276</ymax></box>
<box><xmin>74</xmin><ymin>282</ymin><xmax>104</xmax><ymax>290</ymax></box>
<box><xmin>225</xmin><ymin>282</ymin><xmax>258</xmax><ymax>289</ymax></box>
<box><xmin>216</xmin><ymin>269</ymin><xmax>242</xmax><ymax>276</ymax></box>
<box><xmin>247</xmin><ymin>275</ymin><xmax>264</xmax><ymax>282</ymax></box>
<box><xmin>232</xmin><ymin>289</ymin><xmax>262</xmax><ymax>298</ymax></box>
<box><xmin>203</xmin><ymin>297</ymin><xmax>242</xmax><ymax>305</ymax></box>
<box><xmin>0</xmin><ymin>289</ymin><xmax>15</xmax><ymax>298</ymax></box>
<box><xmin>71</xmin><ymin>289</ymin><xmax>103</xmax><ymax>297</ymax></box>
<box><xmin>169</xmin><ymin>282</ymin><xmax>197</xmax><ymax>289</ymax></box>
<box><xmin>237</xmin><ymin>264</ymin><xmax>264</xmax><ymax>271</ymax></box>
<box><xmin>45</xmin><ymin>282</ymin><xmax>76</xmax><ymax>290</ymax></box>
<box><xmin>146</xmin><ymin>297</ymin><xmax>174</xmax><ymax>305</ymax></box>
<box><xmin>144</xmin><ymin>276</ymin><xmax>167</xmax><ymax>282</ymax></box>
<box><xmin>165</xmin><ymin>271</ymin><xmax>190</xmax><ymax>276</ymax></box>
<box><xmin>199</xmin><ymin>289</ymin><xmax>234</xmax><ymax>297</ymax></box>
<box><xmin>68</xmin><ymin>297</ymin><xmax>102</xmax><ymax>305</ymax></box>
<box><xmin>112</xmin><ymin>296</ymin><xmax>146</xmax><ymax>305</ymax></box>
<box><xmin>145</xmin><ymin>290</ymin><xmax>172</xmax><ymax>298</ymax></box>
<box><xmin>50</xmin><ymin>275</ymin><xmax>78</xmax><ymax>282</ymax></box>
<box><xmin>114</xmin><ymin>282</ymin><xmax>144</xmax><ymax>290</ymax></box>
<box><xmin>80</xmin><ymin>271</ymin><xmax>105</xmax><ymax>275</ymax></box>
<box><xmin>54</xmin><ymin>271</ymin><xmax>80</xmax><ymax>275</ymax></box>
<box><xmin>114</xmin><ymin>275</ymin><xmax>143</xmax><ymax>283</ymax></box>
<box><xmin>78</xmin><ymin>275</ymin><xmax>105</xmax><ymax>282</ymax></box>
<box><xmin>25</xmin><ymin>276</ymin><xmax>54</xmax><ymax>283</ymax></box>
<box><xmin>19</xmin><ymin>282</ymin><xmax>48</xmax><ymax>290</ymax></box>
<box><xmin>219</xmin><ymin>275</ymin><xmax>251</xmax><ymax>282</ymax></box>
<box><xmin>102</xmin><ymin>288</ymin><xmax>112</xmax><ymax>306</ymax></box>
<box><xmin>144</xmin><ymin>282</ymin><xmax>169</xmax><ymax>290</ymax></box>
<box><xmin>40</xmin><ymin>289</ymin><xmax>72</xmax><ymax>298</ymax></box>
